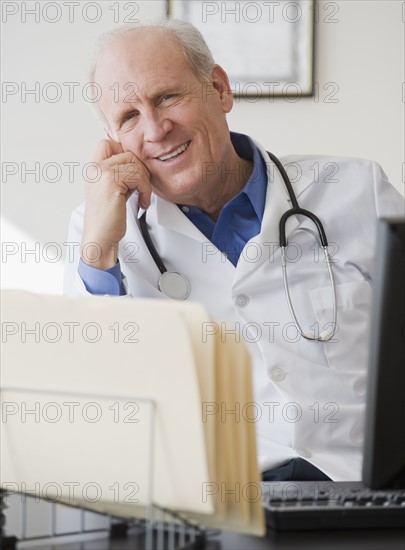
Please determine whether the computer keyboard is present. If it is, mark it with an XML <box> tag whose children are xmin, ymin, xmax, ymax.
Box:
<box><xmin>262</xmin><ymin>481</ymin><xmax>405</xmax><ymax>530</ymax></box>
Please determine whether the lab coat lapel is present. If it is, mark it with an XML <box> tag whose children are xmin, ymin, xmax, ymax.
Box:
<box><xmin>138</xmin><ymin>194</ymin><xmax>235</xmax><ymax>290</ymax></box>
<box><xmin>253</xmin><ymin>141</ymin><xmax>318</xmax><ymax>252</ymax></box>
<box><xmin>152</xmin><ymin>195</ymin><xmax>208</xmax><ymax>244</ymax></box>
<box><xmin>234</xmin><ymin>143</ymin><xmax>302</xmax><ymax>284</ymax></box>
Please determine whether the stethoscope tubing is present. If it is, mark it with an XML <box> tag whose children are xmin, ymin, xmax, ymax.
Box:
<box><xmin>137</xmin><ymin>150</ymin><xmax>337</xmax><ymax>341</ymax></box>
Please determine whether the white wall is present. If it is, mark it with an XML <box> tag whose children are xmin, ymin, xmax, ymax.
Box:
<box><xmin>229</xmin><ymin>0</ymin><xmax>404</xmax><ymax>186</ymax></box>
<box><xmin>1</xmin><ymin>0</ymin><xmax>404</xmax><ymax>297</ymax></box>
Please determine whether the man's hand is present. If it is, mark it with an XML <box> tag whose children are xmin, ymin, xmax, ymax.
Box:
<box><xmin>81</xmin><ymin>139</ymin><xmax>151</xmax><ymax>270</ymax></box>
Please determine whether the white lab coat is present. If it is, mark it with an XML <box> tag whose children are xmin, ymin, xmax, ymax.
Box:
<box><xmin>64</xmin><ymin>139</ymin><xmax>404</xmax><ymax>481</ymax></box>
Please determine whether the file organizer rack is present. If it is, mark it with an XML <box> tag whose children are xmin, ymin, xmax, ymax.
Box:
<box><xmin>1</xmin><ymin>387</ymin><xmax>206</xmax><ymax>550</ymax></box>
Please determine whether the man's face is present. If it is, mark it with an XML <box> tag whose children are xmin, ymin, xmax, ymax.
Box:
<box><xmin>95</xmin><ymin>29</ymin><xmax>233</xmax><ymax>205</ymax></box>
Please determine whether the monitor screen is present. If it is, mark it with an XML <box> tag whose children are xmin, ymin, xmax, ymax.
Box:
<box><xmin>363</xmin><ymin>218</ymin><xmax>405</xmax><ymax>489</ymax></box>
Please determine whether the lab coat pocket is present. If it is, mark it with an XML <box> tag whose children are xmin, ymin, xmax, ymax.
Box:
<box><xmin>309</xmin><ymin>281</ymin><xmax>372</xmax><ymax>371</ymax></box>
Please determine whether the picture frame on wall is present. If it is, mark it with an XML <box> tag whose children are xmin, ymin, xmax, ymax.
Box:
<box><xmin>167</xmin><ymin>0</ymin><xmax>315</xmax><ymax>98</ymax></box>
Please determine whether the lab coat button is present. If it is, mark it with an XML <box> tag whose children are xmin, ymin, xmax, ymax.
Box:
<box><xmin>297</xmin><ymin>448</ymin><xmax>312</xmax><ymax>459</ymax></box>
<box><xmin>236</xmin><ymin>294</ymin><xmax>249</xmax><ymax>307</ymax></box>
<box><xmin>353</xmin><ymin>375</ymin><xmax>367</xmax><ymax>397</ymax></box>
<box><xmin>270</xmin><ymin>367</ymin><xmax>286</xmax><ymax>382</ymax></box>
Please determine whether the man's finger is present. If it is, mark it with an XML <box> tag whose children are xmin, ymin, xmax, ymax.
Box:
<box><xmin>104</xmin><ymin>152</ymin><xmax>150</xmax><ymax>176</ymax></box>
<box><xmin>111</xmin><ymin>163</ymin><xmax>151</xmax><ymax>192</ymax></box>
<box><xmin>93</xmin><ymin>139</ymin><xmax>124</xmax><ymax>162</ymax></box>
<box><xmin>138</xmin><ymin>190</ymin><xmax>151</xmax><ymax>210</ymax></box>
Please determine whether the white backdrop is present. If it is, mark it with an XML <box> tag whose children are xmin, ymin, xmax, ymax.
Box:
<box><xmin>1</xmin><ymin>0</ymin><xmax>404</xmax><ymax>295</ymax></box>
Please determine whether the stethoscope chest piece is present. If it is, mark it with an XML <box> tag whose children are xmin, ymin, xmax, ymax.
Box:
<box><xmin>158</xmin><ymin>271</ymin><xmax>191</xmax><ymax>301</ymax></box>
<box><xmin>140</xmin><ymin>212</ymin><xmax>191</xmax><ymax>300</ymax></box>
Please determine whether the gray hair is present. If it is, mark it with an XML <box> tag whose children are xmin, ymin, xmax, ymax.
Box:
<box><xmin>88</xmin><ymin>19</ymin><xmax>215</xmax><ymax>131</ymax></box>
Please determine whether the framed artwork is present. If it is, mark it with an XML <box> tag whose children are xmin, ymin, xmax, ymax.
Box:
<box><xmin>167</xmin><ymin>0</ymin><xmax>315</xmax><ymax>98</ymax></box>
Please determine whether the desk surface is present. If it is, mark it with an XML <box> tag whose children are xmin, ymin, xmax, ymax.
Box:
<box><xmin>18</xmin><ymin>526</ymin><xmax>405</xmax><ymax>550</ymax></box>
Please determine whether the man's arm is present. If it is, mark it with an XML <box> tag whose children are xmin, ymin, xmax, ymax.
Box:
<box><xmin>81</xmin><ymin>138</ymin><xmax>151</xmax><ymax>270</ymax></box>
<box><xmin>64</xmin><ymin>139</ymin><xmax>151</xmax><ymax>297</ymax></box>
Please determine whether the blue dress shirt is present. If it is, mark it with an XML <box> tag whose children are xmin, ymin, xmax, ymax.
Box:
<box><xmin>78</xmin><ymin>132</ymin><xmax>268</xmax><ymax>295</ymax></box>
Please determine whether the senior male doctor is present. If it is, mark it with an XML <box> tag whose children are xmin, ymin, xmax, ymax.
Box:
<box><xmin>65</xmin><ymin>20</ymin><xmax>404</xmax><ymax>482</ymax></box>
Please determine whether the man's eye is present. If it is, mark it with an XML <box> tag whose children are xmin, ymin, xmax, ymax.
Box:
<box><xmin>120</xmin><ymin>112</ymin><xmax>139</xmax><ymax>130</ymax></box>
<box><xmin>123</xmin><ymin>112</ymin><xmax>137</xmax><ymax>122</ymax></box>
<box><xmin>159</xmin><ymin>94</ymin><xmax>179</xmax><ymax>105</ymax></box>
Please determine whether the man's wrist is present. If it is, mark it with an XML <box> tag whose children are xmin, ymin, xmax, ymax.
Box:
<box><xmin>80</xmin><ymin>239</ymin><xmax>119</xmax><ymax>270</ymax></box>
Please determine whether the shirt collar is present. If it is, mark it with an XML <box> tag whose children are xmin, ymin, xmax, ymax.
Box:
<box><xmin>178</xmin><ymin>131</ymin><xmax>268</xmax><ymax>222</ymax></box>
<box><xmin>229</xmin><ymin>131</ymin><xmax>267</xmax><ymax>221</ymax></box>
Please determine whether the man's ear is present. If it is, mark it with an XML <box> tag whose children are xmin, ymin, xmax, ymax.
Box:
<box><xmin>211</xmin><ymin>65</ymin><xmax>234</xmax><ymax>113</ymax></box>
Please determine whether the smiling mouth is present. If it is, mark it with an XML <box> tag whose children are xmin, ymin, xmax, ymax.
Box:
<box><xmin>158</xmin><ymin>141</ymin><xmax>191</xmax><ymax>161</ymax></box>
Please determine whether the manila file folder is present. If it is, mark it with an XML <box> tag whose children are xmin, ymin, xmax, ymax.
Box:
<box><xmin>0</xmin><ymin>290</ymin><xmax>265</xmax><ymax>536</ymax></box>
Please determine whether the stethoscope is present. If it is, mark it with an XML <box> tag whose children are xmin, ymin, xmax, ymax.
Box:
<box><xmin>139</xmin><ymin>151</ymin><xmax>337</xmax><ymax>342</ymax></box>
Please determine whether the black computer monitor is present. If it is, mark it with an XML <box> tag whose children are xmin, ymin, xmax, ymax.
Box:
<box><xmin>362</xmin><ymin>218</ymin><xmax>405</xmax><ymax>489</ymax></box>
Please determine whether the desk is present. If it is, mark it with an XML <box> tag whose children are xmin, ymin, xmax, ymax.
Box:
<box><xmin>16</xmin><ymin>525</ymin><xmax>405</xmax><ymax>550</ymax></box>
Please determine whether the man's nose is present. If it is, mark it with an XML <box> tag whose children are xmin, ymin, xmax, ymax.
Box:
<box><xmin>143</xmin><ymin>109</ymin><xmax>173</xmax><ymax>142</ymax></box>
